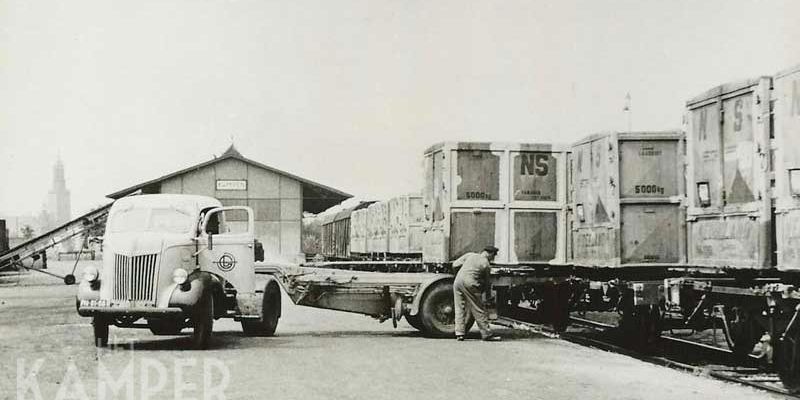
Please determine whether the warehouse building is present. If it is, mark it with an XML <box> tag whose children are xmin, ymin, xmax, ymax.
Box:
<box><xmin>107</xmin><ymin>145</ymin><xmax>351</xmax><ymax>261</ymax></box>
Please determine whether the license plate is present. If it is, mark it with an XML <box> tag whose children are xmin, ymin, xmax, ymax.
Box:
<box><xmin>80</xmin><ymin>299</ymin><xmax>154</xmax><ymax>308</ymax></box>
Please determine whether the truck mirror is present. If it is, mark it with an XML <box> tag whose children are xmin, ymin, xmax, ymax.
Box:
<box><xmin>208</xmin><ymin>233</ymin><xmax>213</xmax><ymax>251</ymax></box>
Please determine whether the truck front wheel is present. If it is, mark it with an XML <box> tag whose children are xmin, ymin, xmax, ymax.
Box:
<box><xmin>191</xmin><ymin>291</ymin><xmax>214</xmax><ymax>349</ymax></box>
<box><xmin>148</xmin><ymin>318</ymin><xmax>183</xmax><ymax>335</ymax></box>
<box><xmin>242</xmin><ymin>281</ymin><xmax>281</xmax><ymax>337</ymax></box>
<box><xmin>93</xmin><ymin>316</ymin><xmax>109</xmax><ymax>347</ymax></box>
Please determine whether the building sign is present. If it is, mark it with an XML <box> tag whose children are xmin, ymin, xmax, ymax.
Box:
<box><xmin>216</xmin><ymin>180</ymin><xmax>247</xmax><ymax>191</ymax></box>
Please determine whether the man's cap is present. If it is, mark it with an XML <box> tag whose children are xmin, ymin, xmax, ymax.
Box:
<box><xmin>483</xmin><ymin>245</ymin><xmax>499</xmax><ymax>255</ymax></box>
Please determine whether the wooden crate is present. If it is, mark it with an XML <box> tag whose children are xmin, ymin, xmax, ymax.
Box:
<box><xmin>349</xmin><ymin>208</ymin><xmax>368</xmax><ymax>255</ymax></box>
<box><xmin>421</xmin><ymin>142</ymin><xmax>570</xmax><ymax>264</ymax></box>
<box><xmin>773</xmin><ymin>64</ymin><xmax>800</xmax><ymax>270</ymax></box>
<box><xmin>387</xmin><ymin>194</ymin><xmax>424</xmax><ymax>254</ymax></box>
<box><xmin>366</xmin><ymin>202</ymin><xmax>389</xmax><ymax>254</ymax></box>
<box><xmin>685</xmin><ymin>76</ymin><xmax>773</xmax><ymax>269</ymax></box>
<box><xmin>571</xmin><ymin>131</ymin><xmax>686</xmax><ymax>267</ymax></box>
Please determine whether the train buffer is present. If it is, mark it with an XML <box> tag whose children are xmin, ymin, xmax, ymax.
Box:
<box><xmin>0</xmin><ymin>203</ymin><xmax>112</xmax><ymax>275</ymax></box>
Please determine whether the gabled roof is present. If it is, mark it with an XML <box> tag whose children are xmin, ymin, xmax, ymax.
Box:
<box><xmin>106</xmin><ymin>145</ymin><xmax>352</xmax><ymax>213</ymax></box>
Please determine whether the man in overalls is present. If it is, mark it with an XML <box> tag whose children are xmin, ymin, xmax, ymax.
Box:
<box><xmin>453</xmin><ymin>245</ymin><xmax>501</xmax><ymax>341</ymax></box>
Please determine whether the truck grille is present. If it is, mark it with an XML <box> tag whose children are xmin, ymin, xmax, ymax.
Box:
<box><xmin>113</xmin><ymin>253</ymin><xmax>158</xmax><ymax>303</ymax></box>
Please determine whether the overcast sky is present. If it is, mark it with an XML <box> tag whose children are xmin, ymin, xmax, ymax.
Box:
<box><xmin>1</xmin><ymin>0</ymin><xmax>799</xmax><ymax>217</ymax></box>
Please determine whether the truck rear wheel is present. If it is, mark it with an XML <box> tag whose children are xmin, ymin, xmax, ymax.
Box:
<box><xmin>191</xmin><ymin>291</ymin><xmax>214</xmax><ymax>349</ymax></box>
<box><xmin>92</xmin><ymin>316</ymin><xmax>109</xmax><ymax>348</ymax></box>
<box><xmin>420</xmin><ymin>281</ymin><xmax>475</xmax><ymax>338</ymax></box>
<box><xmin>242</xmin><ymin>281</ymin><xmax>281</xmax><ymax>337</ymax></box>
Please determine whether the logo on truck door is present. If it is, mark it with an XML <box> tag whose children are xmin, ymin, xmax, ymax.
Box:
<box><xmin>214</xmin><ymin>253</ymin><xmax>237</xmax><ymax>272</ymax></box>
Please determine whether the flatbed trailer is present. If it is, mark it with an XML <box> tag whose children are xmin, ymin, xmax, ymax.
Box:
<box><xmin>255</xmin><ymin>262</ymin><xmax>574</xmax><ymax>337</ymax></box>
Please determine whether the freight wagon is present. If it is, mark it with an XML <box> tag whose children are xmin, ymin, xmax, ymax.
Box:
<box><xmin>660</xmin><ymin>64</ymin><xmax>800</xmax><ymax>390</ymax></box>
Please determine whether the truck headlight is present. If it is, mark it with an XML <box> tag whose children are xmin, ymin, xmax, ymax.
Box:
<box><xmin>82</xmin><ymin>266</ymin><xmax>99</xmax><ymax>282</ymax></box>
<box><xmin>172</xmin><ymin>268</ymin><xmax>188</xmax><ymax>285</ymax></box>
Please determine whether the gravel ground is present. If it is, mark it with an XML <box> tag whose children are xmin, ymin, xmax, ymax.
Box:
<box><xmin>0</xmin><ymin>260</ymin><xmax>788</xmax><ymax>400</ymax></box>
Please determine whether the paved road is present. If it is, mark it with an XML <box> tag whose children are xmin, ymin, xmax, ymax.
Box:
<box><xmin>0</xmin><ymin>261</ymin><xmax>787</xmax><ymax>399</ymax></box>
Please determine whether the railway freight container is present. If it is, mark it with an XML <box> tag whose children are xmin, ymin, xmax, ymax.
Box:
<box><xmin>387</xmin><ymin>194</ymin><xmax>424</xmax><ymax>255</ymax></box>
<box><xmin>366</xmin><ymin>201</ymin><xmax>389</xmax><ymax>255</ymax></box>
<box><xmin>319</xmin><ymin>212</ymin><xmax>338</xmax><ymax>259</ymax></box>
<box><xmin>685</xmin><ymin>76</ymin><xmax>773</xmax><ymax>269</ymax></box>
<box><xmin>773</xmin><ymin>64</ymin><xmax>800</xmax><ymax>271</ymax></box>
<box><xmin>422</xmin><ymin>142</ymin><xmax>570</xmax><ymax>265</ymax></box>
<box><xmin>349</xmin><ymin>207</ymin><xmax>369</xmax><ymax>255</ymax></box>
<box><xmin>571</xmin><ymin>131</ymin><xmax>686</xmax><ymax>268</ymax></box>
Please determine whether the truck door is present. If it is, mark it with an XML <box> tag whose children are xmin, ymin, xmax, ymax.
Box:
<box><xmin>199</xmin><ymin>206</ymin><xmax>256</xmax><ymax>293</ymax></box>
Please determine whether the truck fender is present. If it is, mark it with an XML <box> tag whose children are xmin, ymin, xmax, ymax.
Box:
<box><xmin>408</xmin><ymin>275</ymin><xmax>454</xmax><ymax>316</ymax></box>
<box><xmin>168</xmin><ymin>271</ymin><xmax>223</xmax><ymax>313</ymax></box>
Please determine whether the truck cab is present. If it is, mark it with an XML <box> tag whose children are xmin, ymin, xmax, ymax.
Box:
<box><xmin>77</xmin><ymin>194</ymin><xmax>280</xmax><ymax>349</ymax></box>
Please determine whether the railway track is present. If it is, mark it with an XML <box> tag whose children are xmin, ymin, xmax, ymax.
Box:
<box><xmin>495</xmin><ymin>316</ymin><xmax>794</xmax><ymax>398</ymax></box>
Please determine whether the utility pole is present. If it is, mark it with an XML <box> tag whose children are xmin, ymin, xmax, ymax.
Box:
<box><xmin>623</xmin><ymin>92</ymin><xmax>632</xmax><ymax>133</ymax></box>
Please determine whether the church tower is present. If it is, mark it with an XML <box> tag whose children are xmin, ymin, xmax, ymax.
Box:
<box><xmin>46</xmin><ymin>155</ymin><xmax>71</xmax><ymax>228</ymax></box>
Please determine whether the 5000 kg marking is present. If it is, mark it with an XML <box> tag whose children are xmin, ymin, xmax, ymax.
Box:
<box><xmin>634</xmin><ymin>185</ymin><xmax>665</xmax><ymax>195</ymax></box>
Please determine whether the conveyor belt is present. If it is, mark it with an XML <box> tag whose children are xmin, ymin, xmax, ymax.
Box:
<box><xmin>0</xmin><ymin>203</ymin><xmax>112</xmax><ymax>270</ymax></box>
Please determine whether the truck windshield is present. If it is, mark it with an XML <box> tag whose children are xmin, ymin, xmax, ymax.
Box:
<box><xmin>108</xmin><ymin>207</ymin><xmax>194</xmax><ymax>234</ymax></box>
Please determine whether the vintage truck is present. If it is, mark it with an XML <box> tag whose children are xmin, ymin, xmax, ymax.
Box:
<box><xmin>76</xmin><ymin>194</ymin><xmax>566</xmax><ymax>349</ymax></box>
<box><xmin>77</xmin><ymin>194</ymin><xmax>281</xmax><ymax>348</ymax></box>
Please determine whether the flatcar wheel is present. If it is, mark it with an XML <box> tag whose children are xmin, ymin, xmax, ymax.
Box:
<box><xmin>725</xmin><ymin>307</ymin><xmax>761</xmax><ymax>358</ymax></box>
<box><xmin>620</xmin><ymin>304</ymin><xmax>662</xmax><ymax>350</ymax></box>
<box><xmin>777</xmin><ymin>335</ymin><xmax>800</xmax><ymax>392</ymax></box>
<box><xmin>540</xmin><ymin>283</ymin><xmax>572</xmax><ymax>333</ymax></box>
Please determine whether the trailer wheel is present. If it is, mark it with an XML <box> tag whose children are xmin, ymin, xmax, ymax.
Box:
<box><xmin>242</xmin><ymin>281</ymin><xmax>281</xmax><ymax>337</ymax></box>
<box><xmin>191</xmin><ymin>291</ymin><xmax>214</xmax><ymax>349</ymax></box>
<box><xmin>419</xmin><ymin>281</ymin><xmax>464</xmax><ymax>338</ymax></box>
<box><xmin>93</xmin><ymin>316</ymin><xmax>109</xmax><ymax>347</ymax></box>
